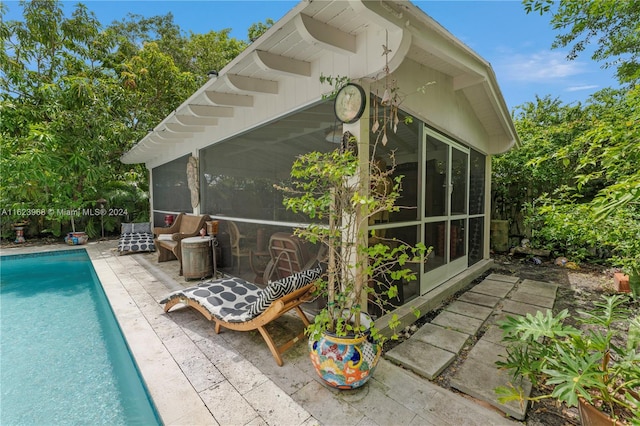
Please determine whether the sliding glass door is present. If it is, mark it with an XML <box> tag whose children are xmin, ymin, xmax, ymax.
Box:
<box><xmin>422</xmin><ymin>127</ymin><xmax>469</xmax><ymax>291</ymax></box>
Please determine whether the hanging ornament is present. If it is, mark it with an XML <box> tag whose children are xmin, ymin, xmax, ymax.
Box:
<box><xmin>381</xmin><ymin>89</ymin><xmax>391</xmax><ymax>106</ymax></box>
<box><xmin>372</xmin><ymin>95</ymin><xmax>380</xmax><ymax>133</ymax></box>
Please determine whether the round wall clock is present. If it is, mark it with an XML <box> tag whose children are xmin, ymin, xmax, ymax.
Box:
<box><xmin>334</xmin><ymin>83</ymin><xmax>366</xmax><ymax>124</ymax></box>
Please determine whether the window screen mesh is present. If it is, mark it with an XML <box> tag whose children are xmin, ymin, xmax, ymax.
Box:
<box><xmin>152</xmin><ymin>155</ymin><xmax>191</xmax><ymax>213</ymax></box>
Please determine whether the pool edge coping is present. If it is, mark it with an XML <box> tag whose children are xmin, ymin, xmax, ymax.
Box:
<box><xmin>85</xmin><ymin>243</ymin><xmax>216</xmax><ymax>425</ymax></box>
<box><xmin>1</xmin><ymin>242</ymin><xmax>216</xmax><ymax>425</ymax></box>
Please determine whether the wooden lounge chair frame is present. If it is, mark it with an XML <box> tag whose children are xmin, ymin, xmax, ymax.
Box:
<box><xmin>163</xmin><ymin>282</ymin><xmax>315</xmax><ymax>366</ymax></box>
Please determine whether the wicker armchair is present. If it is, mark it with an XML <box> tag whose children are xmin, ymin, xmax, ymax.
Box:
<box><xmin>154</xmin><ymin>213</ymin><xmax>210</xmax><ymax>274</ymax></box>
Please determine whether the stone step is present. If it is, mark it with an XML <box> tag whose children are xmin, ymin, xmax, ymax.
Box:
<box><xmin>384</xmin><ymin>274</ymin><xmax>559</xmax><ymax>422</ymax></box>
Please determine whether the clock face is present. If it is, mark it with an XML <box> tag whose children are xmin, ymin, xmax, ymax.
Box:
<box><xmin>334</xmin><ymin>83</ymin><xmax>366</xmax><ymax>124</ymax></box>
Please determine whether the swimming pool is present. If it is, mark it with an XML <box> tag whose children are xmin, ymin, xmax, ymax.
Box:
<box><xmin>0</xmin><ymin>249</ymin><xmax>161</xmax><ymax>425</ymax></box>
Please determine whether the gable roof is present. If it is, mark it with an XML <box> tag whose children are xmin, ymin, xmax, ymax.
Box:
<box><xmin>122</xmin><ymin>0</ymin><xmax>518</xmax><ymax>165</ymax></box>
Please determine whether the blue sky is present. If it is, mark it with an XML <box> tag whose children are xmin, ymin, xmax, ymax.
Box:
<box><xmin>3</xmin><ymin>0</ymin><xmax>620</xmax><ymax>112</ymax></box>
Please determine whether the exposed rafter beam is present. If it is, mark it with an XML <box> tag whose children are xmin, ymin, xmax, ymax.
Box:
<box><xmin>294</xmin><ymin>13</ymin><xmax>357</xmax><ymax>54</ymax></box>
<box><xmin>222</xmin><ymin>74</ymin><xmax>279</xmax><ymax>94</ymax></box>
<box><xmin>204</xmin><ymin>91</ymin><xmax>254</xmax><ymax>107</ymax></box>
<box><xmin>252</xmin><ymin>50</ymin><xmax>311</xmax><ymax>77</ymax></box>
<box><xmin>148</xmin><ymin>134</ymin><xmax>169</xmax><ymax>144</ymax></box>
<box><xmin>188</xmin><ymin>104</ymin><xmax>234</xmax><ymax>118</ymax></box>
<box><xmin>155</xmin><ymin>130</ymin><xmax>188</xmax><ymax>139</ymax></box>
<box><xmin>453</xmin><ymin>74</ymin><xmax>485</xmax><ymax>91</ymax></box>
<box><xmin>165</xmin><ymin>122</ymin><xmax>205</xmax><ymax>133</ymax></box>
<box><xmin>175</xmin><ymin>115</ymin><xmax>219</xmax><ymax>126</ymax></box>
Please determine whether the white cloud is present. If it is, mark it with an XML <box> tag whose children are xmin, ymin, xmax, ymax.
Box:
<box><xmin>565</xmin><ymin>85</ymin><xmax>599</xmax><ymax>92</ymax></box>
<box><xmin>498</xmin><ymin>50</ymin><xmax>587</xmax><ymax>82</ymax></box>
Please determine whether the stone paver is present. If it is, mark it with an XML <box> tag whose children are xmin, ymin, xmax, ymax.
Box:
<box><xmin>501</xmin><ymin>299</ymin><xmax>549</xmax><ymax>317</ymax></box>
<box><xmin>450</xmin><ymin>358</ymin><xmax>532</xmax><ymax>421</ymax></box>
<box><xmin>466</xmin><ymin>339</ymin><xmax>509</xmax><ymax>366</ymax></box>
<box><xmin>384</xmin><ymin>272</ymin><xmax>557</xmax><ymax>422</ymax></box>
<box><xmin>481</xmin><ymin>325</ymin><xmax>508</xmax><ymax>346</ymax></box>
<box><xmin>445</xmin><ymin>300</ymin><xmax>494</xmax><ymax>320</ymax></box>
<box><xmin>518</xmin><ymin>279</ymin><xmax>559</xmax><ymax>299</ymax></box>
<box><xmin>486</xmin><ymin>274</ymin><xmax>519</xmax><ymax>283</ymax></box>
<box><xmin>412</xmin><ymin>323</ymin><xmax>470</xmax><ymax>353</ymax></box>
<box><xmin>385</xmin><ymin>339</ymin><xmax>456</xmax><ymax>380</ymax></box>
<box><xmin>370</xmin><ymin>360</ymin><xmax>518</xmax><ymax>426</ymax></box>
<box><xmin>457</xmin><ymin>291</ymin><xmax>501</xmax><ymax>308</ymax></box>
<box><xmin>469</xmin><ymin>279</ymin><xmax>515</xmax><ymax>298</ymax></box>
<box><xmin>508</xmin><ymin>289</ymin><xmax>555</xmax><ymax>308</ymax></box>
<box><xmin>431</xmin><ymin>310</ymin><xmax>485</xmax><ymax>335</ymax></box>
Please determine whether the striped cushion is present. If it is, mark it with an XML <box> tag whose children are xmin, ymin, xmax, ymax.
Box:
<box><xmin>247</xmin><ymin>264</ymin><xmax>322</xmax><ymax>317</ymax></box>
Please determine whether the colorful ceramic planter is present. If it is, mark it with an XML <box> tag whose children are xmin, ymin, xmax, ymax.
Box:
<box><xmin>309</xmin><ymin>326</ymin><xmax>382</xmax><ymax>390</ymax></box>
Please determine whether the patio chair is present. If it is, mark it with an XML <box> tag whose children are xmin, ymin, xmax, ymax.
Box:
<box><xmin>227</xmin><ymin>220</ymin><xmax>251</xmax><ymax>274</ymax></box>
<box><xmin>154</xmin><ymin>213</ymin><xmax>210</xmax><ymax>274</ymax></box>
<box><xmin>263</xmin><ymin>232</ymin><xmax>316</xmax><ymax>282</ymax></box>
<box><xmin>117</xmin><ymin>222</ymin><xmax>156</xmax><ymax>255</ymax></box>
<box><xmin>160</xmin><ymin>264</ymin><xmax>322</xmax><ymax>366</ymax></box>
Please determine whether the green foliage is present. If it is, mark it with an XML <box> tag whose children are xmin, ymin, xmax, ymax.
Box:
<box><xmin>526</xmin><ymin>193</ymin><xmax>640</xmax><ymax>279</ymax></box>
<box><xmin>1</xmin><ymin>0</ymin><xmax>139</xmax><ymax>235</ymax></box>
<box><xmin>0</xmin><ymin>1</ymin><xmax>253</xmax><ymax>239</ymax></box>
<box><xmin>184</xmin><ymin>30</ymin><xmax>247</xmax><ymax>83</ymax></box>
<box><xmin>247</xmin><ymin>18</ymin><xmax>274</xmax><ymax>42</ymax></box>
<box><xmin>277</xmin><ymin>141</ymin><xmax>428</xmax><ymax>342</ymax></box>
<box><xmin>492</xmin><ymin>96</ymin><xmax>586</xmax><ymax>228</ymax></box>
<box><xmin>319</xmin><ymin>73</ymin><xmax>350</xmax><ymax>99</ymax></box>
<box><xmin>496</xmin><ymin>294</ymin><xmax>640</xmax><ymax>423</ymax></box>
<box><xmin>499</xmin><ymin>2</ymin><xmax>640</xmax><ymax>274</ymax></box>
<box><xmin>576</xmin><ymin>87</ymin><xmax>640</xmax><ymax>219</ymax></box>
<box><xmin>495</xmin><ymin>87</ymin><xmax>639</xmax><ymax>274</ymax></box>
<box><xmin>523</xmin><ymin>0</ymin><xmax>640</xmax><ymax>85</ymax></box>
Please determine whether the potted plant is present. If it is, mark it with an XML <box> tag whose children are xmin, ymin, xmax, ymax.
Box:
<box><xmin>613</xmin><ymin>240</ymin><xmax>640</xmax><ymax>300</ymax></box>
<box><xmin>616</xmin><ymin>257</ymin><xmax>640</xmax><ymax>300</ymax></box>
<box><xmin>495</xmin><ymin>293</ymin><xmax>640</xmax><ymax>425</ymax></box>
<box><xmin>605</xmin><ymin>208</ymin><xmax>640</xmax><ymax>299</ymax></box>
<box><xmin>277</xmin><ymin>132</ymin><xmax>427</xmax><ymax>389</ymax></box>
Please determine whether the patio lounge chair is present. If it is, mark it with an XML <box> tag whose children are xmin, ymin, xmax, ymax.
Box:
<box><xmin>117</xmin><ymin>222</ymin><xmax>156</xmax><ymax>255</ymax></box>
<box><xmin>263</xmin><ymin>232</ymin><xmax>317</xmax><ymax>282</ymax></box>
<box><xmin>160</xmin><ymin>264</ymin><xmax>322</xmax><ymax>366</ymax></box>
<box><xmin>154</xmin><ymin>213</ymin><xmax>210</xmax><ymax>274</ymax></box>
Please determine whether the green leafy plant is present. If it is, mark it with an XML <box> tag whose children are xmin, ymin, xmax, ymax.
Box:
<box><xmin>277</xmin><ymin>141</ymin><xmax>428</xmax><ymax>343</ymax></box>
<box><xmin>495</xmin><ymin>294</ymin><xmax>640</xmax><ymax>424</ymax></box>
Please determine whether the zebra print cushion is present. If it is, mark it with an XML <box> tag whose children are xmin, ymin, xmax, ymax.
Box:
<box><xmin>247</xmin><ymin>263</ymin><xmax>322</xmax><ymax>317</ymax></box>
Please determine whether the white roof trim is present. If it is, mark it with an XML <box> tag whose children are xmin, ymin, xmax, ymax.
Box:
<box><xmin>122</xmin><ymin>0</ymin><xmax>518</xmax><ymax>165</ymax></box>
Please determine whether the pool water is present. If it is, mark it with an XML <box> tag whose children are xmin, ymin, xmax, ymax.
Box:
<box><xmin>0</xmin><ymin>250</ymin><xmax>161</xmax><ymax>425</ymax></box>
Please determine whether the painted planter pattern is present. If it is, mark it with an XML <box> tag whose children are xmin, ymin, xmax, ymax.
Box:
<box><xmin>309</xmin><ymin>331</ymin><xmax>381</xmax><ymax>389</ymax></box>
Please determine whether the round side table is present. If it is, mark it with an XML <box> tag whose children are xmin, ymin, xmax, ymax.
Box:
<box><xmin>181</xmin><ymin>236</ymin><xmax>213</xmax><ymax>280</ymax></box>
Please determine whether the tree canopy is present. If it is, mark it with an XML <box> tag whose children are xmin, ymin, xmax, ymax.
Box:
<box><xmin>494</xmin><ymin>87</ymin><xmax>639</xmax><ymax>269</ymax></box>
<box><xmin>0</xmin><ymin>0</ymin><xmax>267</xmax><ymax>237</ymax></box>
<box><xmin>523</xmin><ymin>0</ymin><xmax>640</xmax><ymax>85</ymax></box>
<box><xmin>492</xmin><ymin>0</ymin><xmax>640</xmax><ymax>272</ymax></box>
